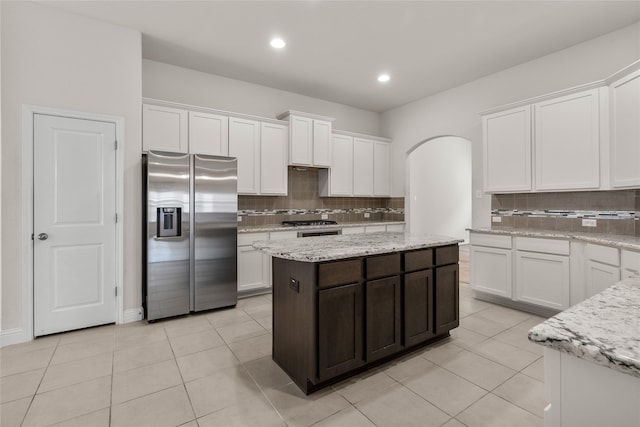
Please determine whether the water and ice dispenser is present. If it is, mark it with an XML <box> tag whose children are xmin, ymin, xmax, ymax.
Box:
<box><xmin>157</xmin><ymin>207</ymin><xmax>181</xmax><ymax>237</ymax></box>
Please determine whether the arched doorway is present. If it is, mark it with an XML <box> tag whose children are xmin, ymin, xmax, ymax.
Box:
<box><xmin>407</xmin><ymin>136</ymin><xmax>472</xmax><ymax>242</ymax></box>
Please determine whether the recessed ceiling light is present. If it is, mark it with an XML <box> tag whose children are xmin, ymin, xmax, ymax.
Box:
<box><xmin>377</xmin><ymin>74</ymin><xmax>390</xmax><ymax>83</ymax></box>
<box><xmin>270</xmin><ymin>38</ymin><xmax>286</xmax><ymax>49</ymax></box>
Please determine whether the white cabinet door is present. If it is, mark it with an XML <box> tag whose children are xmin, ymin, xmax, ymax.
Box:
<box><xmin>143</xmin><ymin>104</ymin><xmax>188</xmax><ymax>153</ymax></box>
<box><xmin>353</xmin><ymin>137</ymin><xmax>374</xmax><ymax>196</ymax></box>
<box><xmin>188</xmin><ymin>111</ymin><xmax>228</xmax><ymax>156</ymax></box>
<box><xmin>534</xmin><ymin>89</ymin><xmax>601</xmax><ymax>191</ymax></box>
<box><xmin>260</xmin><ymin>122</ymin><xmax>288</xmax><ymax>195</ymax></box>
<box><xmin>289</xmin><ymin>115</ymin><xmax>313</xmax><ymax>166</ymax></box>
<box><xmin>610</xmin><ymin>69</ymin><xmax>640</xmax><ymax>188</ymax></box>
<box><xmin>365</xmin><ymin>225</ymin><xmax>386</xmax><ymax>233</ymax></box>
<box><xmin>470</xmin><ymin>246</ymin><xmax>513</xmax><ymax>298</ymax></box>
<box><xmin>237</xmin><ymin>245</ymin><xmax>270</xmax><ymax>292</ymax></box>
<box><xmin>322</xmin><ymin>134</ymin><xmax>353</xmax><ymax>196</ymax></box>
<box><xmin>313</xmin><ymin>120</ymin><xmax>332</xmax><ymax>167</ymax></box>
<box><xmin>482</xmin><ymin>106</ymin><xmax>532</xmax><ymax>192</ymax></box>
<box><xmin>374</xmin><ymin>141</ymin><xmax>391</xmax><ymax>196</ymax></box>
<box><xmin>586</xmin><ymin>260</ymin><xmax>620</xmax><ymax>298</ymax></box>
<box><xmin>385</xmin><ymin>224</ymin><xmax>405</xmax><ymax>232</ymax></box>
<box><xmin>515</xmin><ymin>251</ymin><xmax>570</xmax><ymax>310</ymax></box>
<box><xmin>229</xmin><ymin>117</ymin><xmax>260</xmax><ymax>194</ymax></box>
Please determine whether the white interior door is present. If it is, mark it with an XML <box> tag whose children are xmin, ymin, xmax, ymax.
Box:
<box><xmin>34</xmin><ymin>114</ymin><xmax>117</xmax><ymax>336</ymax></box>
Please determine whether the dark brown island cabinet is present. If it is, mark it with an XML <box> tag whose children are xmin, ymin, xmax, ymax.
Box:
<box><xmin>272</xmin><ymin>244</ymin><xmax>460</xmax><ymax>394</ymax></box>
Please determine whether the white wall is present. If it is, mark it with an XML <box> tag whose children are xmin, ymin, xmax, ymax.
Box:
<box><xmin>143</xmin><ymin>59</ymin><xmax>382</xmax><ymax>136</ymax></box>
<box><xmin>382</xmin><ymin>21</ymin><xmax>640</xmax><ymax>229</ymax></box>
<box><xmin>1</xmin><ymin>2</ymin><xmax>142</xmax><ymax>337</ymax></box>
<box><xmin>408</xmin><ymin>137</ymin><xmax>471</xmax><ymax>242</ymax></box>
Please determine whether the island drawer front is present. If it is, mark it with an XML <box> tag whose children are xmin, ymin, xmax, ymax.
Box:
<box><xmin>318</xmin><ymin>259</ymin><xmax>363</xmax><ymax>289</ymax></box>
<box><xmin>436</xmin><ymin>245</ymin><xmax>459</xmax><ymax>266</ymax></box>
<box><xmin>366</xmin><ymin>253</ymin><xmax>401</xmax><ymax>279</ymax></box>
<box><xmin>404</xmin><ymin>249</ymin><xmax>434</xmax><ymax>272</ymax></box>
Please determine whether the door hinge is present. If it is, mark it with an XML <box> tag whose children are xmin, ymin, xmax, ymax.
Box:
<box><xmin>114</xmin><ymin>140</ymin><xmax>118</xmax><ymax>150</ymax></box>
<box><xmin>115</xmin><ymin>286</ymin><xmax>118</xmax><ymax>297</ymax></box>
<box><xmin>115</xmin><ymin>213</ymin><xmax>118</xmax><ymax>223</ymax></box>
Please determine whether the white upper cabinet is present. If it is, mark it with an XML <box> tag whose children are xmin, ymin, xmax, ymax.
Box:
<box><xmin>353</xmin><ymin>137</ymin><xmax>374</xmax><ymax>196</ymax></box>
<box><xmin>278</xmin><ymin>111</ymin><xmax>334</xmax><ymax>167</ymax></box>
<box><xmin>260</xmin><ymin>122</ymin><xmax>288</xmax><ymax>195</ymax></box>
<box><xmin>289</xmin><ymin>115</ymin><xmax>313</xmax><ymax>166</ymax></box>
<box><xmin>188</xmin><ymin>111</ymin><xmax>229</xmax><ymax>156</ymax></box>
<box><xmin>482</xmin><ymin>106</ymin><xmax>532</xmax><ymax>192</ymax></box>
<box><xmin>610</xmin><ymin>68</ymin><xmax>640</xmax><ymax>188</ymax></box>
<box><xmin>312</xmin><ymin>120</ymin><xmax>332</xmax><ymax>167</ymax></box>
<box><xmin>373</xmin><ymin>141</ymin><xmax>391</xmax><ymax>196</ymax></box>
<box><xmin>319</xmin><ymin>133</ymin><xmax>353</xmax><ymax>196</ymax></box>
<box><xmin>229</xmin><ymin>117</ymin><xmax>261</xmax><ymax>195</ymax></box>
<box><xmin>143</xmin><ymin>104</ymin><xmax>188</xmax><ymax>153</ymax></box>
<box><xmin>534</xmin><ymin>88</ymin><xmax>601</xmax><ymax>191</ymax></box>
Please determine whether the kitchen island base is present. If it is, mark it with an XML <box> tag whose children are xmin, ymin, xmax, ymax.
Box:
<box><xmin>272</xmin><ymin>244</ymin><xmax>460</xmax><ymax>394</ymax></box>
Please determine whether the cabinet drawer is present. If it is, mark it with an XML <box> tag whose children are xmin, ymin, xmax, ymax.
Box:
<box><xmin>516</xmin><ymin>237</ymin><xmax>569</xmax><ymax>255</ymax></box>
<box><xmin>435</xmin><ymin>245</ymin><xmax>459</xmax><ymax>266</ymax></box>
<box><xmin>404</xmin><ymin>249</ymin><xmax>434</xmax><ymax>272</ymax></box>
<box><xmin>366</xmin><ymin>253</ymin><xmax>401</xmax><ymax>279</ymax></box>
<box><xmin>622</xmin><ymin>250</ymin><xmax>640</xmax><ymax>273</ymax></box>
<box><xmin>585</xmin><ymin>244</ymin><xmax>619</xmax><ymax>266</ymax></box>
<box><xmin>269</xmin><ymin>230</ymin><xmax>299</xmax><ymax>240</ymax></box>
<box><xmin>238</xmin><ymin>232</ymin><xmax>268</xmax><ymax>246</ymax></box>
<box><xmin>319</xmin><ymin>259</ymin><xmax>363</xmax><ymax>289</ymax></box>
<box><xmin>470</xmin><ymin>233</ymin><xmax>512</xmax><ymax>249</ymax></box>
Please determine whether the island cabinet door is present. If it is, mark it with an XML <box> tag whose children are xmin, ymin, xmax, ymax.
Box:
<box><xmin>404</xmin><ymin>269</ymin><xmax>435</xmax><ymax>347</ymax></box>
<box><xmin>435</xmin><ymin>264</ymin><xmax>460</xmax><ymax>335</ymax></box>
<box><xmin>365</xmin><ymin>276</ymin><xmax>402</xmax><ymax>362</ymax></box>
<box><xmin>318</xmin><ymin>283</ymin><xmax>364</xmax><ymax>381</ymax></box>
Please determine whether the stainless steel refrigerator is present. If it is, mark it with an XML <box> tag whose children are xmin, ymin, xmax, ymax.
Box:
<box><xmin>142</xmin><ymin>151</ymin><xmax>237</xmax><ymax>321</ymax></box>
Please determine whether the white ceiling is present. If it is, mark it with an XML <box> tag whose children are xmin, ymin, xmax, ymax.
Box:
<box><xmin>46</xmin><ymin>1</ymin><xmax>640</xmax><ymax>112</ymax></box>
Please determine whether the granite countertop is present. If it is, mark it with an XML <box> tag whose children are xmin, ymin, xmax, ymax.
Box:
<box><xmin>468</xmin><ymin>227</ymin><xmax>640</xmax><ymax>251</ymax></box>
<box><xmin>528</xmin><ymin>276</ymin><xmax>640</xmax><ymax>378</ymax></box>
<box><xmin>252</xmin><ymin>232</ymin><xmax>463</xmax><ymax>262</ymax></box>
<box><xmin>239</xmin><ymin>221</ymin><xmax>405</xmax><ymax>234</ymax></box>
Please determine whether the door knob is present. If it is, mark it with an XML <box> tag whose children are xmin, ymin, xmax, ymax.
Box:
<box><xmin>37</xmin><ymin>233</ymin><xmax>48</xmax><ymax>241</ymax></box>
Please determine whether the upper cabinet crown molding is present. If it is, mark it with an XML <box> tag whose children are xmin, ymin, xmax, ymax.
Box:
<box><xmin>333</xmin><ymin>129</ymin><xmax>392</xmax><ymax>143</ymax></box>
<box><xmin>276</xmin><ymin>110</ymin><xmax>335</xmax><ymax>123</ymax></box>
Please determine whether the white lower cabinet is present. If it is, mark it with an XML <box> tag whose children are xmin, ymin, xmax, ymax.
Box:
<box><xmin>586</xmin><ymin>261</ymin><xmax>620</xmax><ymax>297</ymax></box>
<box><xmin>364</xmin><ymin>225</ymin><xmax>386</xmax><ymax>233</ymax></box>
<box><xmin>470</xmin><ymin>233</ymin><xmax>513</xmax><ymax>298</ymax></box>
<box><xmin>237</xmin><ymin>233</ymin><xmax>270</xmax><ymax>293</ymax></box>
<box><xmin>385</xmin><ymin>224</ymin><xmax>405</xmax><ymax>232</ymax></box>
<box><xmin>515</xmin><ymin>251</ymin><xmax>570</xmax><ymax>310</ymax></box>
<box><xmin>471</xmin><ymin>246</ymin><xmax>513</xmax><ymax>298</ymax></box>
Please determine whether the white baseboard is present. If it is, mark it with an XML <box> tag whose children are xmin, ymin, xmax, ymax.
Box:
<box><xmin>0</xmin><ymin>328</ymin><xmax>28</xmax><ymax>347</ymax></box>
<box><xmin>123</xmin><ymin>307</ymin><xmax>144</xmax><ymax>323</ymax></box>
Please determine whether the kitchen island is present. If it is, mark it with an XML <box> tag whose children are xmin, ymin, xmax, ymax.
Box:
<box><xmin>528</xmin><ymin>276</ymin><xmax>640</xmax><ymax>427</ymax></box>
<box><xmin>254</xmin><ymin>232</ymin><xmax>463</xmax><ymax>394</ymax></box>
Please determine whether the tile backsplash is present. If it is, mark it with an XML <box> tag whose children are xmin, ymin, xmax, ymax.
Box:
<box><xmin>491</xmin><ymin>190</ymin><xmax>639</xmax><ymax>236</ymax></box>
<box><xmin>238</xmin><ymin>167</ymin><xmax>404</xmax><ymax>226</ymax></box>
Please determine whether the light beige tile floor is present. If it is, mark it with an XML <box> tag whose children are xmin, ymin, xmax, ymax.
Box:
<box><xmin>0</xmin><ymin>247</ymin><xmax>547</xmax><ymax>426</ymax></box>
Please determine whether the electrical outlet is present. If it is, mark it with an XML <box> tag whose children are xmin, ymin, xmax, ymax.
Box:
<box><xmin>475</xmin><ymin>190</ymin><xmax>483</xmax><ymax>199</ymax></box>
<box><xmin>321</xmin><ymin>213</ymin><xmax>328</xmax><ymax>220</ymax></box>
<box><xmin>582</xmin><ymin>218</ymin><xmax>597</xmax><ymax>227</ymax></box>
<box><xmin>237</xmin><ymin>216</ymin><xmax>242</xmax><ymax>222</ymax></box>
<box><xmin>492</xmin><ymin>216</ymin><xmax>502</xmax><ymax>223</ymax></box>
<box><xmin>364</xmin><ymin>213</ymin><xmax>370</xmax><ymax>218</ymax></box>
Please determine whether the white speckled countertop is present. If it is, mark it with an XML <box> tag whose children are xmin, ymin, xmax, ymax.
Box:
<box><xmin>252</xmin><ymin>232</ymin><xmax>462</xmax><ymax>262</ymax></box>
<box><xmin>239</xmin><ymin>221</ymin><xmax>404</xmax><ymax>234</ymax></box>
<box><xmin>528</xmin><ymin>277</ymin><xmax>640</xmax><ymax>378</ymax></box>
<box><xmin>469</xmin><ymin>227</ymin><xmax>640</xmax><ymax>251</ymax></box>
